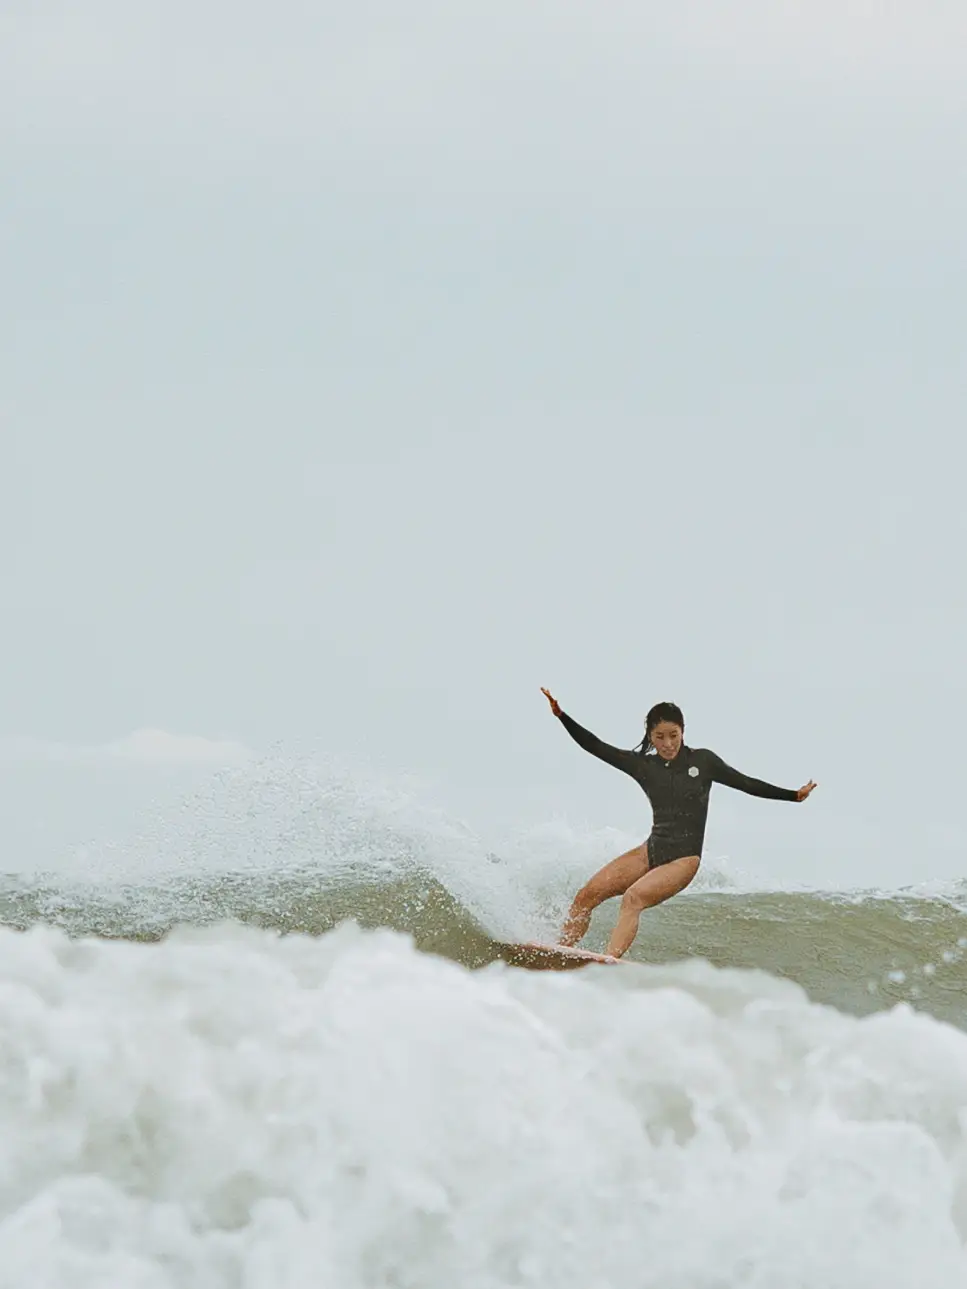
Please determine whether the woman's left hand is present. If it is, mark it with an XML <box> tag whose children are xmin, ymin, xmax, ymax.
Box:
<box><xmin>796</xmin><ymin>780</ymin><xmax>817</xmax><ymax>802</ymax></box>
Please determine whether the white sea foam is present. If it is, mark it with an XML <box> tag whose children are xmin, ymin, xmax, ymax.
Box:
<box><xmin>0</xmin><ymin>922</ymin><xmax>965</xmax><ymax>1288</ymax></box>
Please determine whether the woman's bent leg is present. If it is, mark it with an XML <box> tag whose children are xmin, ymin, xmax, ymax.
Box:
<box><xmin>605</xmin><ymin>855</ymin><xmax>700</xmax><ymax>958</ymax></box>
<box><xmin>559</xmin><ymin>844</ymin><xmax>649</xmax><ymax>946</ymax></box>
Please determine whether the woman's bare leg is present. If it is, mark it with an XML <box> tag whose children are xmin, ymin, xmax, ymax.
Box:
<box><xmin>605</xmin><ymin>855</ymin><xmax>700</xmax><ymax>958</ymax></box>
<box><xmin>559</xmin><ymin>844</ymin><xmax>649</xmax><ymax>946</ymax></box>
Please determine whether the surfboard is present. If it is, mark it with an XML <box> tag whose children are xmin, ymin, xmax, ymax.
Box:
<box><xmin>494</xmin><ymin>941</ymin><xmax>622</xmax><ymax>971</ymax></box>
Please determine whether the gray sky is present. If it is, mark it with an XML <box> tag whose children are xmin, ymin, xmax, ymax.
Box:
<box><xmin>2</xmin><ymin>1</ymin><xmax>966</xmax><ymax>886</ymax></box>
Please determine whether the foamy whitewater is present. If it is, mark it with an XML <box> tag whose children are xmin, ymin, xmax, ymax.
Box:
<box><xmin>3</xmin><ymin>758</ymin><xmax>967</xmax><ymax>1287</ymax></box>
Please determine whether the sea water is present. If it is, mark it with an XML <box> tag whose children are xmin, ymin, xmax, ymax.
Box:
<box><xmin>2</xmin><ymin>757</ymin><xmax>966</xmax><ymax>1287</ymax></box>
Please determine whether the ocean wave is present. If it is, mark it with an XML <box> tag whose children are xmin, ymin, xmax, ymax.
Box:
<box><xmin>0</xmin><ymin>864</ymin><xmax>964</xmax><ymax>1029</ymax></box>
<box><xmin>3</xmin><ymin>757</ymin><xmax>967</xmax><ymax>1029</ymax></box>
<box><xmin>0</xmin><ymin>923</ymin><xmax>965</xmax><ymax>1288</ymax></box>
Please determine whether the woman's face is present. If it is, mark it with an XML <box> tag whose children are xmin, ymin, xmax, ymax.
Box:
<box><xmin>650</xmin><ymin>720</ymin><xmax>683</xmax><ymax>761</ymax></box>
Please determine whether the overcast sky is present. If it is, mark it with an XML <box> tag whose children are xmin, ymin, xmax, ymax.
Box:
<box><xmin>2</xmin><ymin>1</ymin><xmax>966</xmax><ymax>886</ymax></box>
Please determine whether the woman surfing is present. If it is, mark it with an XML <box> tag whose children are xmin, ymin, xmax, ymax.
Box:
<box><xmin>541</xmin><ymin>689</ymin><xmax>816</xmax><ymax>958</ymax></box>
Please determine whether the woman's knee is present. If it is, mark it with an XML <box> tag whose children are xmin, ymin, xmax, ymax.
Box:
<box><xmin>577</xmin><ymin>872</ymin><xmax>620</xmax><ymax>908</ymax></box>
<box><xmin>576</xmin><ymin>844</ymin><xmax>648</xmax><ymax>908</ymax></box>
<box><xmin>574</xmin><ymin>880</ymin><xmax>604</xmax><ymax>909</ymax></box>
<box><xmin>623</xmin><ymin>855</ymin><xmax>700</xmax><ymax>913</ymax></box>
<box><xmin>620</xmin><ymin>885</ymin><xmax>648</xmax><ymax>914</ymax></box>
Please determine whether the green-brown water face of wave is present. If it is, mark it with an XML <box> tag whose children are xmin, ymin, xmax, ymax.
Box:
<box><xmin>623</xmin><ymin>891</ymin><xmax>967</xmax><ymax>1029</ymax></box>
<box><xmin>2</xmin><ymin>874</ymin><xmax>965</xmax><ymax>1029</ymax></box>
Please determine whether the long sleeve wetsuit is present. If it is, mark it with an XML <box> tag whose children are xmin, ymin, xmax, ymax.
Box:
<box><xmin>558</xmin><ymin>711</ymin><xmax>798</xmax><ymax>866</ymax></box>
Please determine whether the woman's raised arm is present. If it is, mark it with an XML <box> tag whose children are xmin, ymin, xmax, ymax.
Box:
<box><xmin>541</xmin><ymin>688</ymin><xmax>638</xmax><ymax>775</ymax></box>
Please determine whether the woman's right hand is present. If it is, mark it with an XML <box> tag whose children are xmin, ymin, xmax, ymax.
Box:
<box><xmin>540</xmin><ymin>687</ymin><xmax>562</xmax><ymax>717</ymax></box>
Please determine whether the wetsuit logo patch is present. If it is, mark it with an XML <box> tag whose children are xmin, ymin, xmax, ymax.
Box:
<box><xmin>688</xmin><ymin>766</ymin><xmax>700</xmax><ymax>777</ymax></box>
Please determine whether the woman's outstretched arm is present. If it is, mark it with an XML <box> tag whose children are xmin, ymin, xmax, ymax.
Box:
<box><xmin>541</xmin><ymin>688</ymin><xmax>638</xmax><ymax>775</ymax></box>
<box><xmin>705</xmin><ymin>750</ymin><xmax>816</xmax><ymax>802</ymax></box>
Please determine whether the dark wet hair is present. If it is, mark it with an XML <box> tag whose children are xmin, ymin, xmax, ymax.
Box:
<box><xmin>636</xmin><ymin>702</ymin><xmax>685</xmax><ymax>755</ymax></box>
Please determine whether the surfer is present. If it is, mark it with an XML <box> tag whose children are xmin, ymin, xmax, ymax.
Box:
<box><xmin>541</xmin><ymin>689</ymin><xmax>816</xmax><ymax>958</ymax></box>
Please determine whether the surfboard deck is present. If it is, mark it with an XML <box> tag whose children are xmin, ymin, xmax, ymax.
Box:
<box><xmin>494</xmin><ymin>941</ymin><xmax>622</xmax><ymax>971</ymax></box>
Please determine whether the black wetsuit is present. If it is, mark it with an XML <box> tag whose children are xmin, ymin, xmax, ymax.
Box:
<box><xmin>558</xmin><ymin>711</ymin><xmax>798</xmax><ymax>866</ymax></box>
